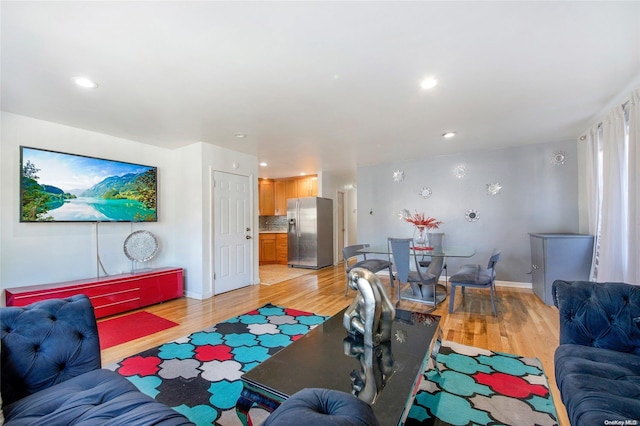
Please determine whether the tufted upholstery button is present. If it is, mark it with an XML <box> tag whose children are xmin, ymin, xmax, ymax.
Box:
<box><xmin>50</xmin><ymin>315</ymin><xmax>57</xmax><ymax>321</ymax></box>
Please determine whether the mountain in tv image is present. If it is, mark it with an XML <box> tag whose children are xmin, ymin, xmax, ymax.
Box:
<box><xmin>20</xmin><ymin>151</ymin><xmax>157</xmax><ymax>222</ymax></box>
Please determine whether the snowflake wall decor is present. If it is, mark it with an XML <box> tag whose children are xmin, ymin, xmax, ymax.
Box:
<box><xmin>453</xmin><ymin>164</ymin><xmax>466</xmax><ymax>179</ymax></box>
<box><xmin>486</xmin><ymin>182</ymin><xmax>502</xmax><ymax>196</ymax></box>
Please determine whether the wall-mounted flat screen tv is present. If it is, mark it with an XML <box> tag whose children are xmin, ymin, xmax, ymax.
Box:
<box><xmin>20</xmin><ymin>146</ymin><xmax>157</xmax><ymax>222</ymax></box>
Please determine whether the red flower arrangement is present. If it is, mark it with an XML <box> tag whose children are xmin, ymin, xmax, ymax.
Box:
<box><xmin>403</xmin><ymin>210</ymin><xmax>443</xmax><ymax>229</ymax></box>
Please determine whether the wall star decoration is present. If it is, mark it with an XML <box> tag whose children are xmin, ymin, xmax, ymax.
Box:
<box><xmin>486</xmin><ymin>182</ymin><xmax>502</xmax><ymax>196</ymax></box>
<box><xmin>393</xmin><ymin>170</ymin><xmax>405</xmax><ymax>182</ymax></box>
<box><xmin>419</xmin><ymin>187</ymin><xmax>432</xmax><ymax>199</ymax></box>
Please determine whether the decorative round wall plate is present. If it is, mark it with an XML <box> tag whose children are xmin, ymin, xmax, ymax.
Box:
<box><xmin>419</xmin><ymin>187</ymin><xmax>432</xmax><ymax>199</ymax></box>
<box><xmin>465</xmin><ymin>209</ymin><xmax>480</xmax><ymax>222</ymax></box>
<box><xmin>124</xmin><ymin>230</ymin><xmax>159</xmax><ymax>262</ymax></box>
<box><xmin>552</xmin><ymin>151</ymin><xmax>567</xmax><ymax>165</ymax></box>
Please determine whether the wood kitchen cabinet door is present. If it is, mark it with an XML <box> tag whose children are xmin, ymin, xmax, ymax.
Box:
<box><xmin>296</xmin><ymin>176</ymin><xmax>318</xmax><ymax>197</ymax></box>
<box><xmin>259</xmin><ymin>234</ymin><xmax>277</xmax><ymax>264</ymax></box>
<box><xmin>259</xmin><ymin>179</ymin><xmax>275</xmax><ymax>216</ymax></box>
<box><xmin>274</xmin><ymin>180</ymin><xmax>287</xmax><ymax>216</ymax></box>
<box><xmin>276</xmin><ymin>233</ymin><xmax>288</xmax><ymax>264</ymax></box>
<box><xmin>285</xmin><ymin>179</ymin><xmax>298</xmax><ymax>200</ymax></box>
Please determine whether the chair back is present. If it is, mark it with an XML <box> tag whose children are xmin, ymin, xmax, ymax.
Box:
<box><xmin>343</xmin><ymin>244</ymin><xmax>369</xmax><ymax>263</ymax></box>
<box><xmin>487</xmin><ymin>249</ymin><xmax>501</xmax><ymax>271</ymax></box>
<box><xmin>388</xmin><ymin>238</ymin><xmax>411</xmax><ymax>283</ymax></box>
<box><xmin>428</xmin><ymin>232</ymin><xmax>444</xmax><ymax>248</ymax></box>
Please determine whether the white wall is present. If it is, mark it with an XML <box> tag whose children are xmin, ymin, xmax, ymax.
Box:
<box><xmin>0</xmin><ymin>113</ymin><xmax>259</xmax><ymax>301</ymax></box>
<box><xmin>357</xmin><ymin>140</ymin><xmax>581</xmax><ymax>284</ymax></box>
<box><xmin>318</xmin><ymin>171</ymin><xmax>356</xmax><ymax>265</ymax></box>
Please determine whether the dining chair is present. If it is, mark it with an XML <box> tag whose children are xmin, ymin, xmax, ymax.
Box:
<box><xmin>388</xmin><ymin>238</ymin><xmax>443</xmax><ymax>311</ymax></box>
<box><xmin>343</xmin><ymin>244</ymin><xmax>393</xmax><ymax>296</ymax></box>
<box><xmin>417</xmin><ymin>232</ymin><xmax>447</xmax><ymax>284</ymax></box>
<box><xmin>448</xmin><ymin>249</ymin><xmax>501</xmax><ymax>316</ymax></box>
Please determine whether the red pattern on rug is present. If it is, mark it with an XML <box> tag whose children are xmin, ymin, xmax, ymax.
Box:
<box><xmin>97</xmin><ymin>311</ymin><xmax>179</xmax><ymax>350</ymax></box>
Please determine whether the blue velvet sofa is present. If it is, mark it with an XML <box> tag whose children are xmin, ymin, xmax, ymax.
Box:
<box><xmin>552</xmin><ymin>280</ymin><xmax>640</xmax><ymax>426</ymax></box>
<box><xmin>1</xmin><ymin>295</ymin><xmax>193</xmax><ymax>425</ymax></box>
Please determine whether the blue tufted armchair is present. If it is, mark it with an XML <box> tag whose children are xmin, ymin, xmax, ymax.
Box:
<box><xmin>552</xmin><ymin>280</ymin><xmax>640</xmax><ymax>426</ymax></box>
<box><xmin>1</xmin><ymin>294</ymin><xmax>193</xmax><ymax>425</ymax></box>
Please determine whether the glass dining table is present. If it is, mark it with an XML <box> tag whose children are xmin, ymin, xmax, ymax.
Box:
<box><xmin>357</xmin><ymin>245</ymin><xmax>476</xmax><ymax>307</ymax></box>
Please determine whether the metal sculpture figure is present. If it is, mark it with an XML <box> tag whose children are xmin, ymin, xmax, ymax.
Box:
<box><xmin>343</xmin><ymin>267</ymin><xmax>396</xmax><ymax>347</ymax></box>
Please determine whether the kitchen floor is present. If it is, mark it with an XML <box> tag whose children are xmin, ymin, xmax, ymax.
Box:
<box><xmin>259</xmin><ymin>264</ymin><xmax>314</xmax><ymax>285</ymax></box>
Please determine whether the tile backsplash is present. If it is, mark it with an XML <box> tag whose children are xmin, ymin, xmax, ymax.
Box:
<box><xmin>259</xmin><ymin>216</ymin><xmax>288</xmax><ymax>231</ymax></box>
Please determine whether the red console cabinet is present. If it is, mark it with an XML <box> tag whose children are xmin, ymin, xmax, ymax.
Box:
<box><xmin>4</xmin><ymin>267</ymin><xmax>184</xmax><ymax>318</ymax></box>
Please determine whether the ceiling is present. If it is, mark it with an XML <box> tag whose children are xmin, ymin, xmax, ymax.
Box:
<box><xmin>2</xmin><ymin>2</ymin><xmax>639</xmax><ymax>180</ymax></box>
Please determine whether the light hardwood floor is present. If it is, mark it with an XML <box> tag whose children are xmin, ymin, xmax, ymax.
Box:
<box><xmin>100</xmin><ymin>264</ymin><xmax>569</xmax><ymax>426</ymax></box>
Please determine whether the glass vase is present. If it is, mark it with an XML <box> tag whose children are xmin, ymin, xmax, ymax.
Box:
<box><xmin>413</xmin><ymin>225</ymin><xmax>429</xmax><ymax>247</ymax></box>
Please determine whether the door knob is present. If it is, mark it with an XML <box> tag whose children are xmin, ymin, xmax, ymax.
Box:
<box><xmin>246</xmin><ymin>235</ymin><xmax>252</xmax><ymax>239</ymax></box>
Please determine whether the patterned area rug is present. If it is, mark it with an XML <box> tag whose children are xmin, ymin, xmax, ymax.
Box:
<box><xmin>107</xmin><ymin>307</ymin><xmax>558</xmax><ymax>426</ymax></box>
<box><xmin>106</xmin><ymin>304</ymin><xmax>327</xmax><ymax>425</ymax></box>
<box><xmin>408</xmin><ymin>340</ymin><xmax>558</xmax><ymax>426</ymax></box>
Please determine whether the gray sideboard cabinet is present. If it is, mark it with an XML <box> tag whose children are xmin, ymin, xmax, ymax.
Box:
<box><xmin>529</xmin><ymin>233</ymin><xmax>594</xmax><ymax>305</ymax></box>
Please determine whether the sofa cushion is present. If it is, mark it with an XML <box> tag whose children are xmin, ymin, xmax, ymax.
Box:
<box><xmin>555</xmin><ymin>344</ymin><xmax>640</xmax><ymax>426</ymax></box>
<box><xmin>1</xmin><ymin>295</ymin><xmax>101</xmax><ymax>405</ymax></box>
<box><xmin>3</xmin><ymin>368</ymin><xmax>193</xmax><ymax>426</ymax></box>
<box><xmin>552</xmin><ymin>280</ymin><xmax>640</xmax><ymax>354</ymax></box>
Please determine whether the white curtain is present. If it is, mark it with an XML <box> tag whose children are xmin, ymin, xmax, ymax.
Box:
<box><xmin>584</xmin><ymin>125</ymin><xmax>601</xmax><ymax>280</ymax></box>
<box><xmin>598</xmin><ymin>106</ymin><xmax>628</xmax><ymax>281</ymax></box>
<box><xmin>628</xmin><ymin>88</ymin><xmax>640</xmax><ymax>284</ymax></box>
<box><xmin>586</xmin><ymin>87</ymin><xmax>639</xmax><ymax>283</ymax></box>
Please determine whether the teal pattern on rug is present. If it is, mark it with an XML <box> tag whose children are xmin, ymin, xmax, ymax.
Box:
<box><xmin>107</xmin><ymin>304</ymin><xmax>327</xmax><ymax>425</ymax></box>
<box><xmin>406</xmin><ymin>341</ymin><xmax>558</xmax><ymax>426</ymax></box>
<box><xmin>108</xmin><ymin>306</ymin><xmax>558</xmax><ymax>426</ymax></box>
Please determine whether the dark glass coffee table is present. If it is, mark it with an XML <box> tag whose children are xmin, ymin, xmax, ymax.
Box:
<box><xmin>236</xmin><ymin>307</ymin><xmax>441</xmax><ymax>426</ymax></box>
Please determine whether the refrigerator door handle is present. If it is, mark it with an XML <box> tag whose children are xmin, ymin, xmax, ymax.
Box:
<box><xmin>296</xmin><ymin>200</ymin><xmax>301</xmax><ymax>238</ymax></box>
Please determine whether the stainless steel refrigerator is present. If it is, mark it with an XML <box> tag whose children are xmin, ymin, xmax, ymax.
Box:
<box><xmin>287</xmin><ymin>197</ymin><xmax>333</xmax><ymax>269</ymax></box>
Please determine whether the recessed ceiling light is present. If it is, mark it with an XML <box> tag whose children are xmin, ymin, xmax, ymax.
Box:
<box><xmin>420</xmin><ymin>77</ymin><xmax>438</xmax><ymax>90</ymax></box>
<box><xmin>442</xmin><ymin>132</ymin><xmax>456</xmax><ymax>138</ymax></box>
<box><xmin>234</xmin><ymin>133</ymin><xmax>247</xmax><ymax>138</ymax></box>
<box><xmin>73</xmin><ymin>77</ymin><xmax>98</xmax><ymax>89</ymax></box>
<box><xmin>259</xmin><ymin>162</ymin><xmax>268</xmax><ymax>167</ymax></box>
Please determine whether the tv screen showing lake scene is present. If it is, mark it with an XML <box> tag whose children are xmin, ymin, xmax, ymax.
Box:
<box><xmin>20</xmin><ymin>146</ymin><xmax>157</xmax><ymax>222</ymax></box>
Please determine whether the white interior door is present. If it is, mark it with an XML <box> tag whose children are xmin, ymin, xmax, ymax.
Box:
<box><xmin>213</xmin><ymin>171</ymin><xmax>252</xmax><ymax>294</ymax></box>
<box><xmin>337</xmin><ymin>191</ymin><xmax>345</xmax><ymax>259</ymax></box>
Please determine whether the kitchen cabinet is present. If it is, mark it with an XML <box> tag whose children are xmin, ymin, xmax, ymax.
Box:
<box><xmin>259</xmin><ymin>233</ymin><xmax>277</xmax><ymax>263</ymax></box>
<box><xmin>259</xmin><ymin>179</ymin><xmax>275</xmax><ymax>216</ymax></box>
<box><xmin>285</xmin><ymin>179</ymin><xmax>298</xmax><ymax>200</ymax></box>
<box><xmin>297</xmin><ymin>176</ymin><xmax>318</xmax><ymax>197</ymax></box>
<box><xmin>529</xmin><ymin>233</ymin><xmax>594</xmax><ymax>305</ymax></box>
<box><xmin>274</xmin><ymin>180</ymin><xmax>287</xmax><ymax>216</ymax></box>
<box><xmin>259</xmin><ymin>176</ymin><xmax>318</xmax><ymax>216</ymax></box>
<box><xmin>259</xmin><ymin>233</ymin><xmax>288</xmax><ymax>265</ymax></box>
<box><xmin>276</xmin><ymin>233</ymin><xmax>288</xmax><ymax>265</ymax></box>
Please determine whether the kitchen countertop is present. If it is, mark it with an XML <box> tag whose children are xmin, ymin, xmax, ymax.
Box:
<box><xmin>259</xmin><ymin>230</ymin><xmax>287</xmax><ymax>234</ymax></box>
